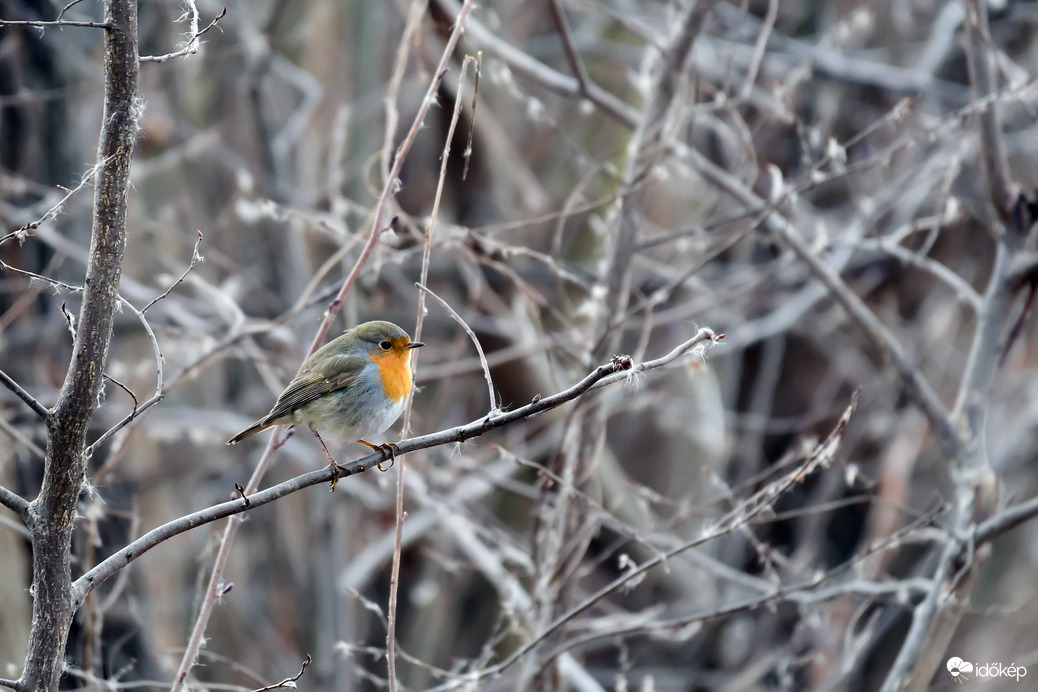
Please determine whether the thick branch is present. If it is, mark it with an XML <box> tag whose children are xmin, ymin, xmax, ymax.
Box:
<box><xmin>71</xmin><ymin>329</ymin><xmax>722</xmax><ymax>608</ymax></box>
<box><xmin>19</xmin><ymin>0</ymin><xmax>138</xmax><ymax>689</ymax></box>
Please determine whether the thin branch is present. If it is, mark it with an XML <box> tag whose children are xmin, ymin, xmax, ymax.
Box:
<box><xmin>71</xmin><ymin>328</ymin><xmax>723</xmax><ymax>608</ymax></box>
<box><xmin>439</xmin><ymin>393</ymin><xmax>866</xmax><ymax>687</ymax></box>
<box><xmin>56</xmin><ymin>0</ymin><xmax>90</xmax><ymax>22</ymax></box>
<box><xmin>740</xmin><ymin>0</ymin><xmax>778</xmax><ymax>101</ymax></box>
<box><xmin>379</xmin><ymin>0</ymin><xmax>427</xmax><ymax>184</ymax></box>
<box><xmin>0</xmin><ymin>260</ymin><xmax>163</xmax><ymax>450</ymax></box>
<box><xmin>975</xmin><ymin>496</ymin><xmax>1038</xmax><ymax>546</ymax></box>
<box><xmin>547</xmin><ymin>0</ymin><xmax>592</xmax><ymax>92</ymax></box>
<box><xmin>86</xmin><ymin>233</ymin><xmax>201</xmax><ymax>453</ymax></box>
<box><xmin>0</xmin><ymin>368</ymin><xmax>50</xmax><ymax>420</ymax></box>
<box><xmin>0</xmin><ymin>677</ymin><xmax>24</xmax><ymax>692</ymax></box>
<box><xmin>248</xmin><ymin>655</ymin><xmax>311</xmax><ymax>692</ymax></box>
<box><xmin>169</xmin><ymin>440</ymin><xmax>280</xmax><ymax>692</ymax></box>
<box><xmin>878</xmin><ymin>540</ymin><xmax>959</xmax><ymax>692</ymax></box>
<box><xmin>141</xmin><ymin>230</ymin><xmax>204</xmax><ymax>313</ymax></box>
<box><xmin>435</xmin><ymin>0</ymin><xmax>637</xmax><ymax>126</ymax></box>
<box><xmin>312</xmin><ymin>0</ymin><xmax>479</xmax><ymax>351</ymax></box>
<box><xmin>139</xmin><ymin>6</ymin><xmax>226</xmax><ymax>64</ymax></box>
<box><xmin>0</xmin><ymin>18</ymin><xmax>110</xmax><ymax>29</ymax></box>
<box><xmin>85</xmin><ymin>295</ymin><xmax>165</xmax><ymax>456</ymax></box>
<box><xmin>0</xmin><ymin>161</ymin><xmax>108</xmax><ymax>249</ymax></box>
<box><xmin>0</xmin><ymin>485</ymin><xmax>30</xmax><ymax>524</ymax></box>
<box><xmin>103</xmin><ymin>374</ymin><xmax>137</xmax><ymax>410</ymax></box>
<box><xmin>0</xmin><ymin>416</ymin><xmax>45</xmax><ymax>460</ymax></box>
<box><xmin>850</xmin><ymin>238</ymin><xmax>982</xmax><ymax>311</ymax></box>
<box><xmin>416</xmin><ymin>285</ymin><xmax>495</xmax><ymax>413</ymax></box>
<box><xmin>964</xmin><ymin>0</ymin><xmax>1014</xmax><ymax>219</ymax></box>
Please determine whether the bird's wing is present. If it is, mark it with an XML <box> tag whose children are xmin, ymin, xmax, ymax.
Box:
<box><xmin>259</xmin><ymin>354</ymin><xmax>368</xmax><ymax>424</ymax></box>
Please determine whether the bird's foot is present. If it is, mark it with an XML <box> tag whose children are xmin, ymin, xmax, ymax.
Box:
<box><xmin>358</xmin><ymin>439</ymin><xmax>399</xmax><ymax>471</ymax></box>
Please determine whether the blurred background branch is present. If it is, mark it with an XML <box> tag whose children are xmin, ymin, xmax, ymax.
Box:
<box><xmin>2</xmin><ymin>0</ymin><xmax>1038</xmax><ymax>690</ymax></box>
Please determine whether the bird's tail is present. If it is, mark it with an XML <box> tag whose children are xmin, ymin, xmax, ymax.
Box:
<box><xmin>227</xmin><ymin>420</ymin><xmax>273</xmax><ymax>445</ymax></box>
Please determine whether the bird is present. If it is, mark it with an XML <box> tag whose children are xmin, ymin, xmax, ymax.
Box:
<box><xmin>227</xmin><ymin>320</ymin><xmax>424</xmax><ymax>489</ymax></box>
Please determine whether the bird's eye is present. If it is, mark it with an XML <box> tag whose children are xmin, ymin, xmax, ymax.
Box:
<box><xmin>380</xmin><ymin>340</ymin><xmax>393</xmax><ymax>351</ymax></box>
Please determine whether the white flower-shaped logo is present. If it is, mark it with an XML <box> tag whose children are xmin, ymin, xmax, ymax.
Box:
<box><xmin>946</xmin><ymin>657</ymin><xmax>973</xmax><ymax>682</ymax></box>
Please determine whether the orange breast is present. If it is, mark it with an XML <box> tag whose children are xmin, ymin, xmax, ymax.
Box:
<box><xmin>373</xmin><ymin>350</ymin><xmax>414</xmax><ymax>403</ymax></box>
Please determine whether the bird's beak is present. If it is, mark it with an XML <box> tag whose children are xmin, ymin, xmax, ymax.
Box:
<box><xmin>405</xmin><ymin>341</ymin><xmax>425</xmax><ymax>349</ymax></box>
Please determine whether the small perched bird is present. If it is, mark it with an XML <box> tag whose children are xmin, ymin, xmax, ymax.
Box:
<box><xmin>228</xmin><ymin>320</ymin><xmax>424</xmax><ymax>488</ymax></box>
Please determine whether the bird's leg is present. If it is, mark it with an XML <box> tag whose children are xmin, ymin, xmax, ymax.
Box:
<box><xmin>358</xmin><ymin>439</ymin><xmax>399</xmax><ymax>471</ymax></box>
<box><xmin>309</xmin><ymin>424</ymin><xmax>344</xmax><ymax>491</ymax></box>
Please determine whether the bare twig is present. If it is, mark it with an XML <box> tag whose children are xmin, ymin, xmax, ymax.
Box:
<box><xmin>379</xmin><ymin>0</ymin><xmax>426</xmax><ymax>185</ymax></box>
<box><xmin>0</xmin><ymin>485</ymin><xmax>30</xmax><ymax>523</ymax></box>
<box><xmin>248</xmin><ymin>655</ymin><xmax>311</xmax><ymax>692</ymax></box>
<box><xmin>56</xmin><ymin>0</ymin><xmax>90</xmax><ymax>22</ymax></box>
<box><xmin>139</xmin><ymin>6</ymin><xmax>226</xmax><ymax>64</ymax></box>
<box><xmin>416</xmin><ymin>283</ymin><xmax>496</xmax><ymax>411</ymax></box>
<box><xmin>740</xmin><ymin>0</ymin><xmax>778</xmax><ymax>101</ymax></box>
<box><xmin>0</xmin><ymin>677</ymin><xmax>24</xmax><ymax>692</ymax></box>
<box><xmin>0</xmin><ymin>161</ymin><xmax>110</xmax><ymax>249</ymax></box>
<box><xmin>963</xmin><ymin>0</ymin><xmax>1014</xmax><ymax>218</ymax></box>
<box><xmin>0</xmin><ymin>18</ymin><xmax>109</xmax><ymax>29</ymax></box>
<box><xmin>86</xmin><ymin>295</ymin><xmax>165</xmax><ymax>456</ymax></box>
<box><xmin>313</xmin><ymin>0</ymin><xmax>478</xmax><ymax>352</ymax></box>
<box><xmin>168</xmin><ymin>443</ymin><xmax>277</xmax><ymax>692</ymax></box>
<box><xmin>0</xmin><ymin>258</ymin><xmax>165</xmax><ymax>454</ymax></box>
<box><xmin>0</xmin><ymin>416</ymin><xmax>45</xmax><ymax>460</ymax></box>
<box><xmin>547</xmin><ymin>0</ymin><xmax>592</xmax><ymax>94</ymax></box>
<box><xmin>435</xmin><ymin>0</ymin><xmax>638</xmax><ymax>126</ymax></box>
<box><xmin>975</xmin><ymin>496</ymin><xmax>1038</xmax><ymax>546</ymax></box>
<box><xmin>141</xmin><ymin>230</ymin><xmax>204</xmax><ymax>313</ymax></box>
<box><xmin>0</xmin><ymin>368</ymin><xmax>50</xmax><ymax>420</ymax></box>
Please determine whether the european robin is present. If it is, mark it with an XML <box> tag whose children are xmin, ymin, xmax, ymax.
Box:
<box><xmin>227</xmin><ymin>320</ymin><xmax>424</xmax><ymax>487</ymax></box>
